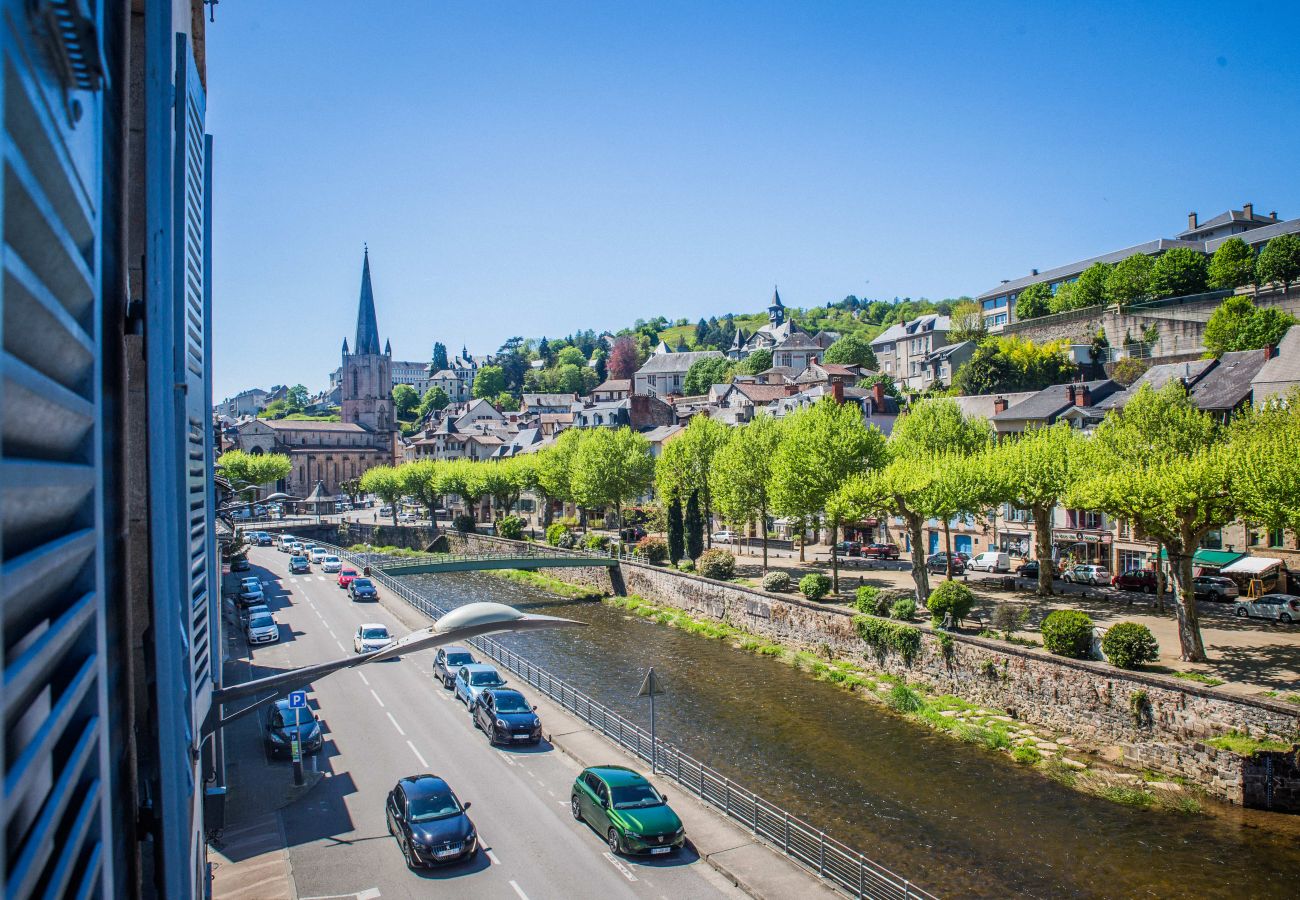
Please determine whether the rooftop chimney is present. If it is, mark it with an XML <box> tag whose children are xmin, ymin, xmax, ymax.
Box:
<box><xmin>1243</xmin><ymin>202</ymin><xmax>1254</xmax><ymax>219</ymax></box>
<box><xmin>871</xmin><ymin>381</ymin><xmax>885</xmax><ymax>409</ymax></box>
<box><xmin>1265</xmin><ymin>343</ymin><xmax>1277</xmax><ymax>360</ymax></box>
<box><xmin>1066</xmin><ymin>384</ymin><xmax>1077</xmax><ymax>405</ymax></box>
<box><xmin>1076</xmin><ymin>384</ymin><xmax>1091</xmax><ymax>407</ymax></box>
<box><xmin>1188</xmin><ymin>211</ymin><xmax>1198</xmax><ymax>230</ymax></box>
<box><xmin>1031</xmin><ymin>268</ymin><xmax>1039</xmax><ymax>276</ymax></box>
<box><xmin>1271</xmin><ymin>211</ymin><xmax>1279</xmax><ymax>220</ymax></box>
<box><xmin>830</xmin><ymin>381</ymin><xmax>844</xmax><ymax>405</ymax></box>
<box><xmin>993</xmin><ymin>395</ymin><xmax>1008</xmax><ymax>414</ymax></box>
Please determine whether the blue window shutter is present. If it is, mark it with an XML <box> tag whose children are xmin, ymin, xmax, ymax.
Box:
<box><xmin>0</xmin><ymin>1</ymin><xmax>111</xmax><ymax>898</ymax></box>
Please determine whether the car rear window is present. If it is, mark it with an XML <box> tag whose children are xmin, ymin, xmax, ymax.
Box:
<box><xmin>353</xmin><ymin>578</ymin><xmax>373</xmax><ymax>588</ymax></box>
<box><xmin>470</xmin><ymin>671</ymin><xmax>503</xmax><ymax>686</ymax></box>
<box><xmin>447</xmin><ymin>652</ymin><xmax>473</xmax><ymax>666</ymax></box>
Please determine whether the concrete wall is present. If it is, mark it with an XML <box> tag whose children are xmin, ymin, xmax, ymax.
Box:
<box><xmin>458</xmin><ymin>533</ymin><xmax>1300</xmax><ymax>809</ymax></box>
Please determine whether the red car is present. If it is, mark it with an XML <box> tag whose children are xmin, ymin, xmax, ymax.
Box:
<box><xmin>863</xmin><ymin>542</ymin><xmax>900</xmax><ymax>560</ymax></box>
<box><xmin>337</xmin><ymin>568</ymin><xmax>359</xmax><ymax>588</ymax></box>
<box><xmin>1112</xmin><ymin>569</ymin><xmax>1157</xmax><ymax>593</ymax></box>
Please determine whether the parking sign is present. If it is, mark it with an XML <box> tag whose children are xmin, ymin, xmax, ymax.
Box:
<box><xmin>287</xmin><ymin>690</ymin><xmax>307</xmax><ymax>709</ymax></box>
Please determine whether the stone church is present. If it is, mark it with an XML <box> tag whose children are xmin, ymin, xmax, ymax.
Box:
<box><xmin>236</xmin><ymin>249</ymin><xmax>398</xmax><ymax>495</ymax></box>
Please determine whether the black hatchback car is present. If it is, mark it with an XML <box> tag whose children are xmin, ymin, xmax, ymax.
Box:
<box><xmin>433</xmin><ymin>646</ymin><xmax>477</xmax><ymax>689</ymax></box>
<box><xmin>349</xmin><ymin>577</ymin><xmax>378</xmax><ymax>601</ymax></box>
<box><xmin>926</xmin><ymin>552</ymin><xmax>965</xmax><ymax>575</ymax></box>
<box><xmin>263</xmin><ymin>698</ymin><xmax>323</xmax><ymax>758</ymax></box>
<box><xmin>472</xmin><ymin>688</ymin><xmax>542</xmax><ymax>745</ymax></box>
<box><xmin>385</xmin><ymin>775</ymin><xmax>477</xmax><ymax>868</ymax></box>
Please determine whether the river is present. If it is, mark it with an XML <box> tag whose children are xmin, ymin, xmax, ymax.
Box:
<box><xmin>402</xmin><ymin>570</ymin><xmax>1300</xmax><ymax>898</ymax></box>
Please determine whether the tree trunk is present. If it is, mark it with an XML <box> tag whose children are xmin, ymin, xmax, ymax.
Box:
<box><xmin>906</xmin><ymin>513</ymin><xmax>929</xmax><ymax>600</ymax></box>
<box><xmin>1166</xmin><ymin>544</ymin><xmax>1208</xmax><ymax>662</ymax></box>
<box><xmin>798</xmin><ymin>516</ymin><xmax>806</xmax><ymax>562</ymax></box>
<box><xmin>760</xmin><ymin>502</ymin><xmax>769</xmax><ymax>570</ymax></box>
<box><xmin>943</xmin><ymin>519</ymin><xmax>953</xmax><ymax>580</ymax></box>
<box><xmin>1154</xmin><ymin>543</ymin><xmax>1167</xmax><ymax>613</ymax></box>
<box><xmin>1033</xmin><ymin>503</ymin><xmax>1054</xmax><ymax>597</ymax></box>
<box><xmin>830</xmin><ymin>520</ymin><xmax>839</xmax><ymax>595</ymax></box>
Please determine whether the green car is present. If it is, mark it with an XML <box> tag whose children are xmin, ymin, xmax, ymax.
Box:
<box><xmin>570</xmin><ymin>765</ymin><xmax>685</xmax><ymax>856</ymax></box>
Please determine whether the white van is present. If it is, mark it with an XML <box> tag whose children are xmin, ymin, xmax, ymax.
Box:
<box><xmin>968</xmin><ymin>551</ymin><xmax>1011</xmax><ymax>573</ymax></box>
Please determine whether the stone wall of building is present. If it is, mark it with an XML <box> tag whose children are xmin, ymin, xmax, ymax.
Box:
<box><xmin>459</xmin><ymin>533</ymin><xmax>1300</xmax><ymax>809</ymax></box>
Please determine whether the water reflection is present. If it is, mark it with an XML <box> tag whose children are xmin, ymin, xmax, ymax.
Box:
<box><xmin>406</xmin><ymin>570</ymin><xmax>1300</xmax><ymax>898</ymax></box>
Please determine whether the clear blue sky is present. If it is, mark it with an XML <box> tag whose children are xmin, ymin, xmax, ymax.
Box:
<box><xmin>208</xmin><ymin>1</ymin><xmax>1300</xmax><ymax>400</ymax></box>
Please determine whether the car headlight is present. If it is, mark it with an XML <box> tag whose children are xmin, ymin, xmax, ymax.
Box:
<box><xmin>269</xmin><ymin>731</ymin><xmax>286</xmax><ymax>743</ymax></box>
<box><xmin>495</xmin><ymin>719</ymin><xmax>507</xmax><ymax>729</ymax></box>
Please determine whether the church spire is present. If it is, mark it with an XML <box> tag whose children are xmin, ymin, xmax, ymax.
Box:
<box><xmin>354</xmin><ymin>246</ymin><xmax>382</xmax><ymax>356</ymax></box>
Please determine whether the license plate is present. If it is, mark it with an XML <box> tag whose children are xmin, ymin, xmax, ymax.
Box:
<box><xmin>650</xmin><ymin>847</ymin><xmax>671</xmax><ymax>855</ymax></box>
<box><xmin>434</xmin><ymin>848</ymin><xmax>460</xmax><ymax>859</ymax></box>
<box><xmin>512</xmin><ymin>734</ymin><xmax>532</xmax><ymax>741</ymax></box>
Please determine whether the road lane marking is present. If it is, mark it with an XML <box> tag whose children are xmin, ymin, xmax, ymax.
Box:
<box><xmin>406</xmin><ymin>740</ymin><xmax>428</xmax><ymax>767</ymax></box>
<box><xmin>386</xmin><ymin>712</ymin><xmax>406</xmax><ymax>736</ymax></box>
<box><xmin>486</xmin><ymin>849</ymin><xmax>501</xmax><ymax>865</ymax></box>
<box><xmin>509</xmin><ymin>881</ymin><xmax>529</xmax><ymax>900</ymax></box>
<box><xmin>496</xmin><ymin>752</ymin><xmax>516</xmax><ymax>767</ymax></box>
<box><xmin>370</xmin><ymin>689</ymin><xmax>385</xmax><ymax>707</ymax></box>
<box><xmin>335</xmin><ymin>640</ymin><xmax>345</xmax><ymax>652</ymax></box>
<box><xmin>547</xmin><ymin>789</ymin><xmax>555</xmax><ymax>798</ymax></box>
<box><xmin>357</xmin><ymin>672</ymin><xmax>370</xmax><ymax>685</ymax></box>
<box><xmin>603</xmin><ymin>852</ymin><xmax>638</xmax><ymax>882</ymax></box>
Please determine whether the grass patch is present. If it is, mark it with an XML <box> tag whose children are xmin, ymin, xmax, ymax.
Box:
<box><xmin>1170</xmin><ymin>670</ymin><xmax>1225</xmax><ymax>687</ymax></box>
<box><xmin>488</xmin><ymin>568</ymin><xmax>606</xmax><ymax>600</ymax></box>
<box><xmin>1012</xmin><ymin>745</ymin><xmax>1042</xmax><ymax>765</ymax></box>
<box><xmin>886</xmin><ymin>684</ymin><xmax>925</xmax><ymax>713</ymax></box>
<box><xmin>1097</xmin><ymin>785</ymin><xmax>1155</xmax><ymax>808</ymax></box>
<box><xmin>1207</xmin><ymin>730</ymin><xmax>1292</xmax><ymax>755</ymax></box>
<box><xmin>347</xmin><ymin>544</ymin><xmax>429</xmax><ymax>558</ymax></box>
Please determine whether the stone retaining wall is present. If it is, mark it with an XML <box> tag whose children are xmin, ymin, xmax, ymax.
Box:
<box><xmin>458</xmin><ymin>533</ymin><xmax>1300</xmax><ymax>810</ymax></box>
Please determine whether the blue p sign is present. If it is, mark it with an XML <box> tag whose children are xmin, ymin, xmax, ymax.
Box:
<box><xmin>287</xmin><ymin>690</ymin><xmax>307</xmax><ymax>709</ymax></box>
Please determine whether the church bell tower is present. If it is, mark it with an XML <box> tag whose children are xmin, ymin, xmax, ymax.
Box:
<box><xmin>340</xmin><ymin>247</ymin><xmax>395</xmax><ymax>434</ymax></box>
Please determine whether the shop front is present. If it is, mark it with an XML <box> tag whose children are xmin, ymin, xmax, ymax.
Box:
<box><xmin>1053</xmin><ymin>528</ymin><xmax>1112</xmax><ymax>567</ymax></box>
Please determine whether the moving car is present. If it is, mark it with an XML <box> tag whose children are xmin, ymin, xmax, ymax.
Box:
<box><xmin>263</xmin><ymin>698</ymin><xmax>323</xmax><ymax>757</ymax></box>
<box><xmin>349</xmin><ymin>577</ymin><xmax>378</xmax><ymax>602</ymax></box>
<box><xmin>453</xmin><ymin>663</ymin><xmax>506</xmax><ymax>709</ymax></box>
<box><xmin>252</xmin><ymin>531</ymin><xmax>274</xmax><ymax>546</ymax></box>
<box><xmin>337</xmin><ymin>568</ymin><xmax>359</xmax><ymax>588</ymax></box>
<box><xmin>354</xmin><ymin>623</ymin><xmax>392</xmax><ymax>653</ymax></box>
<box><xmin>1193</xmin><ymin>575</ymin><xmax>1240</xmax><ymax>602</ymax></box>
<box><xmin>863</xmin><ymin>542</ymin><xmax>900</xmax><ymax>560</ymax></box>
<box><xmin>385</xmin><ymin>775</ymin><xmax>477</xmax><ymax>868</ymax></box>
<box><xmin>967</xmin><ymin>551</ymin><xmax>1011</xmax><ymax>573</ymax></box>
<box><xmin>322</xmin><ymin>555</ymin><xmax>343</xmax><ymax>573</ymax></box>
<box><xmin>925</xmin><ymin>552</ymin><xmax>965</xmax><ymax>575</ymax></box>
<box><xmin>471</xmin><ymin>688</ymin><xmax>542</xmax><ymax>745</ymax></box>
<box><xmin>278</xmin><ymin>534</ymin><xmax>297</xmax><ymax>552</ymax></box>
<box><xmin>1063</xmin><ymin>564</ymin><xmax>1110</xmax><ymax>586</ymax></box>
<box><xmin>308</xmin><ymin>548</ymin><xmax>327</xmax><ymax>564</ymax></box>
<box><xmin>1113</xmin><ymin>569</ymin><xmax>1158</xmax><ymax>593</ymax></box>
<box><xmin>434</xmin><ymin>646</ymin><xmax>477</xmax><ymax>688</ymax></box>
<box><xmin>245</xmin><ymin>612</ymin><xmax>279</xmax><ymax>645</ymax></box>
<box><xmin>834</xmin><ymin>540</ymin><xmax>861</xmax><ymax>557</ymax></box>
<box><xmin>570</xmin><ymin>766</ymin><xmax>685</xmax><ymax>856</ymax></box>
<box><xmin>289</xmin><ymin>555</ymin><xmax>311</xmax><ymax>574</ymax></box>
<box><xmin>1234</xmin><ymin>594</ymin><xmax>1299</xmax><ymax>624</ymax></box>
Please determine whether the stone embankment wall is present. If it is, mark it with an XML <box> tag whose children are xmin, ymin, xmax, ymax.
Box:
<box><xmin>458</xmin><ymin>533</ymin><xmax>1300</xmax><ymax>810</ymax></box>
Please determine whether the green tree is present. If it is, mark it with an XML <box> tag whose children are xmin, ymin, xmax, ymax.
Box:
<box><xmin>535</xmin><ymin>429</ymin><xmax>587</xmax><ymax>522</ymax></box>
<box><xmin>1207</xmin><ymin>237</ymin><xmax>1257</xmax><ymax>290</ymax></box>
<box><xmin>417</xmin><ymin>385</ymin><xmax>450</xmax><ymax>418</ymax></box>
<box><xmin>822</xmin><ymin>334</ymin><xmax>879</xmax><ymax>368</ymax></box>
<box><xmin>656</xmin><ymin>415</ymin><xmax>728</xmax><ymax>543</ymax></box>
<box><xmin>709</xmin><ymin>414</ymin><xmax>783</xmax><ymax>568</ymax></box>
<box><xmin>398</xmin><ymin>460</ymin><xmax>442</xmax><ymax>524</ymax></box>
<box><xmin>217</xmin><ymin>449</ymin><xmax>293</xmax><ymax>498</ymax></box>
<box><xmin>1074</xmin><ymin>262</ymin><xmax>1112</xmax><ymax>309</ymax></box>
<box><xmin>555</xmin><ymin>346</ymin><xmax>586</xmax><ymax>368</ymax></box>
<box><xmin>437</xmin><ymin>458</ymin><xmax>486</xmax><ymax>521</ymax></box>
<box><xmin>431</xmin><ymin>342</ymin><xmax>449</xmax><ymax>372</ymax></box>
<box><xmin>285</xmin><ymin>384</ymin><xmax>310</xmax><ymax>413</ymax></box>
<box><xmin>1231</xmin><ymin>390</ymin><xmax>1300</xmax><ymax>536</ymax></box>
<box><xmin>1149</xmin><ymin>247</ymin><xmax>1208</xmax><ymax>299</ymax></box>
<box><xmin>495</xmin><ymin>392</ymin><xmax>520</xmax><ymax>412</ymax></box>
<box><xmin>684</xmin><ymin>490</ymin><xmax>704</xmax><ymax>560</ymax></box>
<box><xmin>683</xmin><ymin>356</ymin><xmax>734</xmax><ymax>395</ymax></box>
<box><xmin>1048</xmin><ymin>281</ymin><xmax>1080</xmax><ymax>315</ymax></box>
<box><xmin>947</xmin><ymin>300</ymin><xmax>986</xmax><ymax>344</ymax></box>
<box><xmin>1203</xmin><ymin>295</ymin><xmax>1297</xmax><ymax>357</ymax></box>
<box><xmin>666</xmin><ymin>497</ymin><xmax>684</xmax><ymax>564</ymax></box>
<box><xmin>953</xmin><ymin>336</ymin><xmax>1075</xmax><ymax>396</ymax></box>
<box><xmin>1015</xmin><ymin>283</ymin><xmax>1052</xmax><ymax>320</ymax></box>
<box><xmin>339</xmin><ymin>477</ymin><xmax>362</xmax><ymax>505</ymax></box>
<box><xmin>1256</xmin><ymin>233</ymin><xmax>1300</xmax><ymax>296</ymax></box>
<box><xmin>1104</xmin><ymin>253</ymin><xmax>1155</xmax><ymax>306</ymax></box>
<box><xmin>392</xmin><ymin>384</ymin><xmax>419</xmax><ymax>419</ymax></box>
<box><xmin>359</xmin><ymin>465</ymin><xmax>405</xmax><ymax>526</ymax></box>
<box><xmin>737</xmin><ymin>347</ymin><xmax>774</xmax><ymax>376</ymax></box>
<box><xmin>570</xmin><ymin>427</ymin><xmax>654</xmax><ymax>532</ymax></box>
<box><xmin>471</xmin><ymin>365</ymin><xmax>507</xmax><ymax>399</ymax></box>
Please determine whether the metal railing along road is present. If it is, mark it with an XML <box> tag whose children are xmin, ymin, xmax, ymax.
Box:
<box><xmin>318</xmin><ymin>541</ymin><xmax>935</xmax><ymax>900</ymax></box>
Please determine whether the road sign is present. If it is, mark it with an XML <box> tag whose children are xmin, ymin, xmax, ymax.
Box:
<box><xmin>636</xmin><ymin>668</ymin><xmax>663</xmax><ymax>698</ymax></box>
<box><xmin>288</xmin><ymin>690</ymin><xmax>307</xmax><ymax>709</ymax></box>
<box><xmin>636</xmin><ymin>668</ymin><xmax>663</xmax><ymax>775</ymax></box>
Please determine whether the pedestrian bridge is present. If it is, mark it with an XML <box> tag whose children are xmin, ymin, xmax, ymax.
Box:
<box><xmin>377</xmin><ymin>550</ymin><xmax>619</xmax><ymax>575</ymax></box>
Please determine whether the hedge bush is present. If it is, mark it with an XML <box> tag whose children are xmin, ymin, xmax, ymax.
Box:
<box><xmin>556</xmin><ymin>531</ymin><xmax>578</xmax><ymax>550</ymax></box>
<box><xmin>497</xmin><ymin>515</ymin><xmax>524</xmax><ymax>540</ymax></box>
<box><xmin>854</xmin><ymin>615</ymin><xmax>922</xmax><ymax>664</ymax></box>
<box><xmin>853</xmin><ymin>585</ymin><xmax>880</xmax><ymax>613</ymax></box>
<box><xmin>890</xmin><ymin>598</ymin><xmax>917</xmax><ymax>620</ymax></box>
<box><xmin>583</xmin><ymin>532</ymin><xmax>610</xmax><ymax>551</ymax></box>
<box><xmin>697</xmin><ymin>548</ymin><xmax>736</xmax><ymax>580</ymax></box>
<box><xmin>799</xmin><ymin>572</ymin><xmax>833</xmax><ymax>600</ymax></box>
<box><xmin>453</xmin><ymin>514</ymin><xmax>477</xmax><ymax>534</ymax></box>
<box><xmin>1041</xmin><ymin>610</ymin><xmax>1095</xmax><ymax>659</ymax></box>
<box><xmin>761</xmin><ymin>571</ymin><xmax>792</xmax><ymax>592</ymax></box>
<box><xmin>636</xmin><ymin>535</ymin><xmax>669</xmax><ymax>563</ymax></box>
<box><xmin>545</xmin><ymin>522</ymin><xmax>569</xmax><ymax>546</ymax></box>
<box><xmin>1102</xmin><ymin>622</ymin><xmax>1159</xmax><ymax>669</ymax></box>
<box><xmin>926</xmin><ymin>580</ymin><xmax>975</xmax><ymax>622</ymax></box>
<box><xmin>677</xmin><ymin>560</ymin><xmax>695</xmax><ymax>573</ymax></box>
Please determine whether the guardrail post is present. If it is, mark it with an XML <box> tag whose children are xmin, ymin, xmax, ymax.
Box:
<box><xmin>859</xmin><ymin>853</ymin><xmax>865</xmax><ymax>898</ymax></box>
<box><xmin>783</xmin><ymin>812</ymin><xmax>789</xmax><ymax>852</ymax></box>
<box><xmin>818</xmin><ymin>832</ymin><xmax>825</xmax><ymax>877</ymax></box>
<box><xmin>725</xmin><ymin>782</ymin><xmax>730</xmax><ymax>814</ymax></box>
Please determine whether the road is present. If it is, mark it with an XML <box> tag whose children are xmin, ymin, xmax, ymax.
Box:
<box><xmin>234</xmin><ymin>545</ymin><xmax>747</xmax><ymax>900</ymax></box>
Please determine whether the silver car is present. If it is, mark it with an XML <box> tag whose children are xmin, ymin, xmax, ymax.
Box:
<box><xmin>245</xmin><ymin>612</ymin><xmax>280</xmax><ymax>645</ymax></box>
<box><xmin>353</xmin><ymin>623</ymin><xmax>392</xmax><ymax>654</ymax></box>
<box><xmin>1234</xmin><ymin>594</ymin><xmax>1299</xmax><ymax>624</ymax></box>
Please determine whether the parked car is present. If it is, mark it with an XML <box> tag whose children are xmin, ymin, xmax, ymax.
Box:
<box><xmin>620</xmin><ymin>525</ymin><xmax>647</xmax><ymax>543</ymax></box>
<box><xmin>245</xmin><ymin>612</ymin><xmax>279</xmax><ymax>645</ymax></box>
<box><xmin>337</xmin><ymin>568</ymin><xmax>359</xmax><ymax>588</ymax></box>
<box><xmin>1234</xmin><ymin>594</ymin><xmax>1299</xmax><ymax>624</ymax></box>
<box><xmin>1113</xmin><ymin>569</ymin><xmax>1158</xmax><ymax>592</ymax></box>
<box><xmin>379</xmin><ymin>506</ymin><xmax>393</xmax><ymax>516</ymax></box>
<box><xmin>711</xmin><ymin>529</ymin><xmax>736</xmax><ymax>544</ymax></box>
<box><xmin>1016</xmin><ymin>559</ymin><xmax>1059</xmax><ymax>580</ymax></box>
<box><xmin>241</xmin><ymin>602</ymin><xmax>269</xmax><ymax>623</ymax></box>
<box><xmin>925</xmin><ymin>552</ymin><xmax>965</xmax><ymax>575</ymax></box>
<box><xmin>397</xmin><ymin>513</ymin><xmax>418</xmax><ymax>524</ymax></box>
<box><xmin>434</xmin><ymin>646</ymin><xmax>478</xmax><ymax>688</ymax></box>
<box><xmin>1063</xmin><ymin>564</ymin><xmax>1110</xmax><ymax>586</ymax></box>
<box><xmin>967</xmin><ymin>551</ymin><xmax>1011</xmax><ymax>573</ymax></box>
<box><xmin>453</xmin><ymin>663</ymin><xmax>507</xmax><ymax>709</ymax></box>
<box><xmin>834</xmin><ymin>540</ymin><xmax>861</xmax><ymax>557</ymax></box>
<box><xmin>322</xmin><ymin>555</ymin><xmax>343</xmax><ymax>573</ymax></box>
<box><xmin>862</xmin><ymin>542</ymin><xmax>900</xmax><ymax>560</ymax></box>
<box><xmin>308</xmin><ymin>548</ymin><xmax>327</xmax><ymax>564</ymax></box>
<box><xmin>385</xmin><ymin>775</ymin><xmax>477</xmax><ymax>868</ymax></box>
<box><xmin>237</xmin><ymin>577</ymin><xmax>264</xmax><ymax>603</ymax></box>
<box><xmin>354</xmin><ymin>623</ymin><xmax>392</xmax><ymax>654</ymax></box>
<box><xmin>263</xmin><ymin>698</ymin><xmax>323</xmax><ymax>757</ymax></box>
<box><xmin>570</xmin><ymin>766</ymin><xmax>685</xmax><ymax>856</ymax></box>
<box><xmin>289</xmin><ymin>555</ymin><xmax>310</xmax><ymax>574</ymax></box>
<box><xmin>1194</xmin><ymin>575</ymin><xmax>1240</xmax><ymax>602</ymax></box>
<box><xmin>471</xmin><ymin>688</ymin><xmax>542</xmax><ymax>745</ymax></box>
<box><xmin>230</xmin><ymin>555</ymin><xmax>250</xmax><ymax>572</ymax></box>
<box><xmin>349</xmin><ymin>577</ymin><xmax>378</xmax><ymax>601</ymax></box>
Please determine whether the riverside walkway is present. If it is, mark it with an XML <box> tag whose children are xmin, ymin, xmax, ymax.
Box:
<box><xmin>377</xmin><ymin>549</ymin><xmax>619</xmax><ymax>575</ymax></box>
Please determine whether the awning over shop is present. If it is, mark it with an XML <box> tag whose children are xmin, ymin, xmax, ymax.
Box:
<box><xmin>1220</xmin><ymin>556</ymin><xmax>1283</xmax><ymax>576</ymax></box>
<box><xmin>1158</xmin><ymin>548</ymin><xmax>1244</xmax><ymax>568</ymax></box>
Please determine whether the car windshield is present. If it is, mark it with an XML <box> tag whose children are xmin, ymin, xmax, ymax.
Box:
<box><xmin>325</xmin><ymin>556</ymin><xmax>339</xmax><ymax>563</ymax></box>
<box><xmin>249</xmin><ymin>614</ymin><xmax>274</xmax><ymax>629</ymax></box>
<box><xmin>470</xmin><ymin>671</ymin><xmax>503</xmax><ymax>686</ymax></box>
<box><xmin>362</xmin><ymin>627</ymin><xmax>389</xmax><ymax>640</ymax></box>
<box><xmin>341</xmin><ymin>569</ymin><xmax>357</xmax><ymax>576</ymax></box>
<box><xmin>493</xmin><ymin>693</ymin><xmax>530</xmax><ymax>713</ymax></box>
<box><xmin>408</xmin><ymin>787</ymin><xmax>461</xmax><ymax>822</ymax></box>
<box><xmin>352</xmin><ymin>579</ymin><xmax>373</xmax><ymax>588</ymax></box>
<box><xmin>611</xmin><ymin>782</ymin><xmax>663</xmax><ymax>809</ymax></box>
